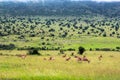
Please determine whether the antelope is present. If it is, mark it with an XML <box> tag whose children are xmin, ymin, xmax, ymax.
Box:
<box><xmin>16</xmin><ymin>54</ymin><xmax>27</xmax><ymax>59</ymax></box>
<box><xmin>66</xmin><ymin>57</ymin><xmax>71</xmax><ymax>61</ymax></box>
<box><xmin>77</xmin><ymin>57</ymin><xmax>82</xmax><ymax>62</ymax></box>
<box><xmin>98</xmin><ymin>55</ymin><xmax>103</xmax><ymax>61</ymax></box>
<box><xmin>83</xmin><ymin>58</ymin><xmax>90</xmax><ymax>63</ymax></box>
<box><xmin>49</xmin><ymin>56</ymin><xmax>54</xmax><ymax>60</ymax></box>
<box><xmin>71</xmin><ymin>52</ymin><xmax>74</xmax><ymax>56</ymax></box>
<box><xmin>74</xmin><ymin>55</ymin><xmax>78</xmax><ymax>58</ymax></box>
<box><xmin>82</xmin><ymin>56</ymin><xmax>90</xmax><ymax>63</ymax></box>
<box><xmin>62</xmin><ymin>54</ymin><xmax>67</xmax><ymax>58</ymax></box>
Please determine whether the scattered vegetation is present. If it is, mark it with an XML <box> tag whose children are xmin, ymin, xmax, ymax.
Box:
<box><xmin>0</xmin><ymin>16</ymin><xmax>120</xmax><ymax>50</ymax></box>
<box><xmin>0</xmin><ymin>1</ymin><xmax>120</xmax><ymax>80</ymax></box>
<box><xmin>0</xmin><ymin>44</ymin><xmax>15</xmax><ymax>50</ymax></box>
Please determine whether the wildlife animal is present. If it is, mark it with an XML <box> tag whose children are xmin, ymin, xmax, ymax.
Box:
<box><xmin>16</xmin><ymin>54</ymin><xmax>27</xmax><ymax>59</ymax></box>
<box><xmin>71</xmin><ymin>52</ymin><xmax>74</xmax><ymax>56</ymax></box>
<box><xmin>66</xmin><ymin>57</ymin><xmax>71</xmax><ymax>61</ymax></box>
<box><xmin>77</xmin><ymin>57</ymin><xmax>82</xmax><ymax>61</ymax></box>
<box><xmin>82</xmin><ymin>56</ymin><xmax>90</xmax><ymax>63</ymax></box>
<box><xmin>49</xmin><ymin>56</ymin><xmax>54</xmax><ymax>60</ymax></box>
<box><xmin>62</xmin><ymin>54</ymin><xmax>67</xmax><ymax>58</ymax></box>
<box><xmin>98</xmin><ymin>55</ymin><xmax>103</xmax><ymax>61</ymax></box>
<box><xmin>74</xmin><ymin>55</ymin><xmax>78</xmax><ymax>58</ymax></box>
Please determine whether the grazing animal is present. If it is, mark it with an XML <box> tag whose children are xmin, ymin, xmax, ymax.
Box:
<box><xmin>98</xmin><ymin>55</ymin><xmax>103</xmax><ymax>61</ymax></box>
<box><xmin>71</xmin><ymin>52</ymin><xmax>74</xmax><ymax>56</ymax></box>
<box><xmin>100</xmin><ymin>55</ymin><xmax>103</xmax><ymax>58</ymax></box>
<box><xmin>62</xmin><ymin>54</ymin><xmax>67</xmax><ymax>58</ymax></box>
<box><xmin>16</xmin><ymin>54</ymin><xmax>27</xmax><ymax>59</ymax></box>
<box><xmin>66</xmin><ymin>57</ymin><xmax>71</xmax><ymax>61</ymax></box>
<box><xmin>44</xmin><ymin>58</ymin><xmax>47</xmax><ymax>60</ymax></box>
<box><xmin>49</xmin><ymin>57</ymin><xmax>54</xmax><ymax>60</ymax></box>
<box><xmin>74</xmin><ymin>55</ymin><xmax>78</xmax><ymax>58</ymax></box>
<box><xmin>83</xmin><ymin>58</ymin><xmax>90</xmax><ymax>63</ymax></box>
<box><xmin>82</xmin><ymin>56</ymin><xmax>90</xmax><ymax>63</ymax></box>
<box><xmin>77</xmin><ymin>57</ymin><xmax>82</xmax><ymax>61</ymax></box>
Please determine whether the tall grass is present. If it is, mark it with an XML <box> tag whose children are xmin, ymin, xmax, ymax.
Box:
<box><xmin>0</xmin><ymin>51</ymin><xmax>120</xmax><ymax>80</ymax></box>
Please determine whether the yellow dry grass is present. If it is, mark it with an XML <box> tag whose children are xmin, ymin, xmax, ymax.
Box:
<box><xmin>0</xmin><ymin>50</ymin><xmax>120</xmax><ymax>80</ymax></box>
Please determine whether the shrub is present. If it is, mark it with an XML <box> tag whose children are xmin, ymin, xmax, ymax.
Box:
<box><xmin>103</xmin><ymin>33</ymin><xmax>107</xmax><ymax>37</ymax></box>
<box><xmin>95</xmin><ymin>48</ymin><xmax>111</xmax><ymax>51</ymax></box>
<box><xmin>28</xmin><ymin>48</ymin><xmax>41</xmax><ymax>55</ymax></box>
<box><xmin>78</xmin><ymin>46</ymin><xmax>85</xmax><ymax>55</ymax></box>
<box><xmin>116</xmin><ymin>47</ymin><xmax>120</xmax><ymax>49</ymax></box>
<box><xmin>59</xmin><ymin>49</ymin><xmax>64</xmax><ymax>54</ymax></box>
<box><xmin>67</xmin><ymin>48</ymin><xmax>75</xmax><ymax>51</ymax></box>
<box><xmin>0</xmin><ymin>44</ymin><xmax>16</xmax><ymax>50</ymax></box>
<box><xmin>89</xmin><ymin>48</ymin><xmax>92</xmax><ymax>51</ymax></box>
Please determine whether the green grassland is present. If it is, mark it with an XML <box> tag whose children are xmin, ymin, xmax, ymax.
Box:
<box><xmin>1</xmin><ymin>35</ymin><xmax>120</xmax><ymax>50</ymax></box>
<box><xmin>0</xmin><ymin>51</ymin><xmax>120</xmax><ymax>80</ymax></box>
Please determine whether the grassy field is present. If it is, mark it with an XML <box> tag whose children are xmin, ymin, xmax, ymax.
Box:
<box><xmin>1</xmin><ymin>35</ymin><xmax>120</xmax><ymax>50</ymax></box>
<box><xmin>0</xmin><ymin>50</ymin><xmax>120</xmax><ymax>80</ymax></box>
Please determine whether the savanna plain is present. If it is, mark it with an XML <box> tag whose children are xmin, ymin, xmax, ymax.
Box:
<box><xmin>0</xmin><ymin>50</ymin><xmax>120</xmax><ymax>80</ymax></box>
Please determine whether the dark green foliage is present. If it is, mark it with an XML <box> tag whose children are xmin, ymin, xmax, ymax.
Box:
<box><xmin>0</xmin><ymin>44</ymin><xmax>16</xmax><ymax>50</ymax></box>
<box><xmin>89</xmin><ymin>48</ymin><xmax>92</xmax><ymax>51</ymax></box>
<box><xmin>116</xmin><ymin>47</ymin><xmax>120</xmax><ymax>50</ymax></box>
<box><xmin>49</xmin><ymin>28</ymin><xmax>55</xmax><ymax>32</ymax></box>
<box><xmin>28</xmin><ymin>48</ymin><xmax>41</xmax><ymax>55</ymax></box>
<box><xmin>95</xmin><ymin>48</ymin><xmax>111</xmax><ymax>51</ymax></box>
<box><xmin>0</xmin><ymin>1</ymin><xmax>120</xmax><ymax>17</ymax></box>
<box><xmin>78</xmin><ymin>46</ymin><xmax>85</xmax><ymax>55</ymax></box>
<box><xmin>60</xmin><ymin>49</ymin><xmax>64</xmax><ymax>54</ymax></box>
<box><xmin>0</xmin><ymin>16</ymin><xmax>119</xmax><ymax>38</ymax></box>
<box><xmin>103</xmin><ymin>33</ymin><xmax>107</xmax><ymax>37</ymax></box>
<box><xmin>67</xmin><ymin>48</ymin><xmax>75</xmax><ymax>51</ymax></box>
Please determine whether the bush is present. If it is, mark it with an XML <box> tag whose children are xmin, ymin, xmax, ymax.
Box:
<box><xmin>116</xmin><ymin>47</ymin><xmax>120</xmax><ymax>49</ymax></box>
<box><xmin>67</xmin><ymin>48</ymin><xmax>75</xmax><ymax>51</ymax></box>
<box><xmin>28</xmin><ymin>48</ymin><xmax>41</xmax><ymax>55</ymax></box>
<box><xmin>95</xmin><ymin>48</ymin><xmax>111</xmax><ymax>51</ymax></box>
<box><xmin>78</xmin><ymin>46</ymin><xmax>85</xmax><ymax>55</ymax></box>
<box><xmin>89</xmin><ymin>48</ymin><xmax>92</xmax><ymax>51</ymax></box>
<box><xmin>59</xmin><ymin>49</ymin><xmax>64</xmax><ymax>54</ymax></box>
<box><xmin>0</xmin><ymin>44</ymin><xmax>16</xmax><ymax>50</ymax></box>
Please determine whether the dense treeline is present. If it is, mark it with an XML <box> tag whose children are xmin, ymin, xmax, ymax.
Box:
<box><xmin>0</xmin><ymin>1</ymin><xmax>120</xmax><ymax>17</ymax></box>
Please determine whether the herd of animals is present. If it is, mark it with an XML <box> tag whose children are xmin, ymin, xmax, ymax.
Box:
<box><xmin>16</xmin><ymin>53</ymin><xmax>103</xmax><ymax>63</ymax></box>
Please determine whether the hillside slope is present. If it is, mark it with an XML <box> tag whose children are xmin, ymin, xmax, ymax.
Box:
<box><xmin>0</xmin><ymin>1</ymin><xmax>120</xmax><ymax>17</ymax></box>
